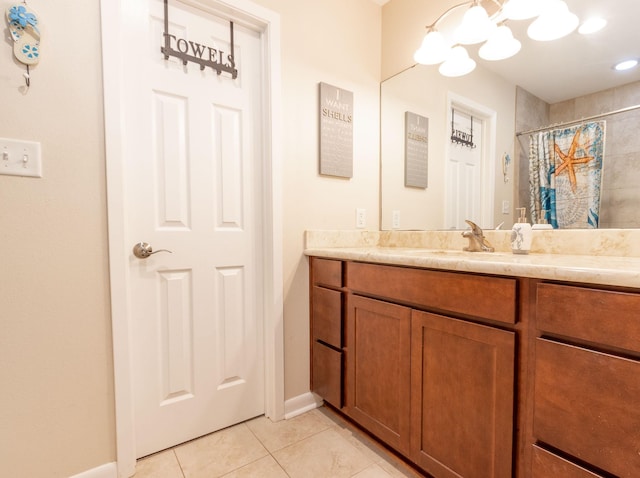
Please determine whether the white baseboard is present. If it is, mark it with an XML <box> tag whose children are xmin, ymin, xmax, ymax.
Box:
<box><xmin>69</xmin><ymin>462</ymin><xmax>118</xmax><ymax>478</ymax></box>
<box><xmin>284</xmin><ymin>391</ymin><xmax>323</xmax><ymax>419</ymax></box>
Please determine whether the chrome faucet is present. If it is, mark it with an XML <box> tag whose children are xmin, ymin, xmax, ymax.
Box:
<box><xmin>462</xmin><ymin>220</ymin><xmax>494</xmax><ymax>252</ymax></box>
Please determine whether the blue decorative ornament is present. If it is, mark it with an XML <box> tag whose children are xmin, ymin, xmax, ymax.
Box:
<box><xmin>6</xmin><ymin>3</ymin><xmax>41</xmax><ymax>68</ymax></box>
<box><xmin>9</xmin><ymin>5</ymin><xmax>39</xmax><ymax>33</ymax></box>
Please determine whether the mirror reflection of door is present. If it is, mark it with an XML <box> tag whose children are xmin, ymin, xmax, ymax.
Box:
<box><xmin>446</xmin><ymin>109</ymin><xmax>483</xmax><ymax>230</ymax></box>
<box><xmin>445</xmin><ymin>96</ymin><xmax>496</xmax><ymax>230</ymax></box>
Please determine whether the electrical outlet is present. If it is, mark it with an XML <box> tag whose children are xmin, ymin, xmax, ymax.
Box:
<box><xmin>392</xmin><ymin>210</ymin><xmax>401</xmax><ymax>229</ymax></box>
<box><xmin>502</xmin><ymin>200</ymin><xmax>510</xmax><ymax>214</ymax></box>
<box><xmin>356</xmin><ymin>208</ymin><xmax>366</xmax><ymax>228</ymax></box>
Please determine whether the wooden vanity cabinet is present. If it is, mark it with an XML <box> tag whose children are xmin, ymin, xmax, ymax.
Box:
<box><xmin>532</xmin><ymin>282</ymin><xmax>640</xmax><ymax>478</ymax></box>
<box><xmin>310</xmin><ymin>255</ymin><xmax>640</xmax><ymax>478</ymax></box>
<box><xmin>309</xmin><ymin>258</ymin><xmax>345</xmax><ymax>408</ymax></box>
<box><xmin>343</xmin><ymin>261</ymin><xmax>518</xmax><ymax>476</ymax></box>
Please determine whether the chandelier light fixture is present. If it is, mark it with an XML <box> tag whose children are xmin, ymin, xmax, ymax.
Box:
<box><xmin>414</xmin><ymin>0</ymin><xmax>582</xmax><ymax>77</ymax></box>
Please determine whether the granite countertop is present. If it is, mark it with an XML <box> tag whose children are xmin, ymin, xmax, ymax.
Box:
<box><xmin>304</xmin><ymin>230</ymin><xmax>640</xmax><ymax>289</ymax></box>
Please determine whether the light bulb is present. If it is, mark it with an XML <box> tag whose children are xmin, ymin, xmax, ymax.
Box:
<box><xmin>528</xmin><ymin>1</ymin><xmax>578</xmax><ymax>41</ymax></box>
<box><xmin>455</xmin><ymin>4</ymin><xmax>496</xmax><ymax>45</ymax></box>
<box><xmin>439</xmin><ymin>46</ymin><xmax>476</xmax><ymax>77</ymax></box>
<box><xmin>479</xmin><ymin>25</ymin><xmax>521</xmax><ymax>61</ymax></box>
<box><xmin>414</xmin><ymin>31</ymin><xmax>450</xmax><ymax>65</ymax></box>
<box><xmin>578</xmin><ymin>17</ymin><xmax>607</xmax><ymax>35</ymax></box>
<box><xmin>614</xmin><ymin>59</ymin><xmax>638</xmax><ymax>71</ymax></box>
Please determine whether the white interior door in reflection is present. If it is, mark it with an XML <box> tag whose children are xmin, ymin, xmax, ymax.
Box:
<box><xmin>445</xmin><ymin>95</ymin><xmax>496</xmax><ymax>231</ymax></box>
<box><xmin>446</xmin><ymin>109</ymin><xmax>483</xmax><ymax>230</ymax></box>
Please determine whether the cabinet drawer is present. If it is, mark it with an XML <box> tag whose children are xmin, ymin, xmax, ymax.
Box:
<box><xmin>312</xmin><ymin>286</ymin><xmax>342</xmax><ymax>348</ymax></box>
<box><xmin>532</xmin><ymin>446</ymin><xmax>603</xmax><ymax>478</ymax></box>
<box><xmin>312</xmin><ymin>341</ymin><xmax>342</xmax><ymax>408</ymax></box>
<box><xmin>347</xmin><ymin>262</ymin><xmax>517</xmax><ymax>324</ymax></box>
<box><xmin>311</xmin><ymin>258</ymin><xmax>343</xmax><ymax>288</ymax></box>
<box><xmin>537</xmin><ymin>283</ymin><xmax>640</xmax><ymax>354</ymax></box>
<box><xmin>534</xmin><ymin>339</ymin><xmax>640</xmax><ymax>477</ymax></box>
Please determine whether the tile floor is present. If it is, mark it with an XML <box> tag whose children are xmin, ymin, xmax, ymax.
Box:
<box><xmin>134</xmin><ymin>406</ymin><xmax>426</xmax><ymax>478</ymax></box>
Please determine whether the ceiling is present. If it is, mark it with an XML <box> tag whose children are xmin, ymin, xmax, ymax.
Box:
<box><xmin>381</xmin><ymin>0</ymin><xmax>640</xmax><ymax>104</ymax></box>
<box><xmin>479</xmin><ymin>0</ymin><xmax>640</xmax><ymax>103</ymax></box>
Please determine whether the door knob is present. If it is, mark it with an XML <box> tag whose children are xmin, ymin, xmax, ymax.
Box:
<box><xmin>132</xmin><ymin>242</ymin><xmax>173</xmax><ymax>259</ymax></box>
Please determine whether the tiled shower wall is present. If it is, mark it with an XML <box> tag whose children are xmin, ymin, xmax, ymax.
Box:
<box><xmin>515</xmin><ymin>80</ymin><xmax>640</xmax><ymax>228</ymax></box>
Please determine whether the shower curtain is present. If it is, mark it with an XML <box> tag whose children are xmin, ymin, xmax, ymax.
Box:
<box><xmin>529</xmin><ymin>121</ymin><xmax>605</xmax><ymax>228</ymax></box>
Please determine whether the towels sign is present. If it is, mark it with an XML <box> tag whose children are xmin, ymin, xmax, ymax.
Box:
<box><xmin>161</xmin><ymin>0</ymin><xmax>238</xmax><ymax>79</ymax></box>
<box><xmin>450</xmin><ymin>108</ymin><xmax>476</xmax><ymax>149</ymax></box>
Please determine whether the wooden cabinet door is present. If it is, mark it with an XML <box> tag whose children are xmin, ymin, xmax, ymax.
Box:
<box><xmin>411</xmin><ymin>310</ymin><xmax>515</xmax><ymax>478</ymax></box>
<box><xmin>346</xmin><ymin>295</ymin><xmax>411</xmax><ymax>454</ymax></box>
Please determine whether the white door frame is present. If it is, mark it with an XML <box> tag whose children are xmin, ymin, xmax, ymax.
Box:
<box><xmin>100</xmin><ymin>1</ymin><xmax>283</xmax><ymax>476</ymax></box>
<box><xmin>445</xmin><ymin>92</ymin><xmax>497</xmax><ymax>229</ymax></box>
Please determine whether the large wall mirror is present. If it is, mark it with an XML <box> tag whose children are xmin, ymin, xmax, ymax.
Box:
<box><xmin>381</xmin><ymin>0</ymin><xmax>640</xmax><ymax>230</ymax></box>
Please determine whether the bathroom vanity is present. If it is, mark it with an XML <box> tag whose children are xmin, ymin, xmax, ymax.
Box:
<box><xmin>306</xmin><ymin>230</ymin><xmax>640</xmax><ymax>478</ymax></box>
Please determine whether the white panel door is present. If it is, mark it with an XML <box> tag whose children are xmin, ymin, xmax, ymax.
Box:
<box><xmin>121</xmin><ymin>0</ymin><xmax>265</xmax><ymax>458</ymax></box>
<box><xmin>446</xmin><ymin>110</ymin><xmax>483</xmax><ymax>230</ymax></box>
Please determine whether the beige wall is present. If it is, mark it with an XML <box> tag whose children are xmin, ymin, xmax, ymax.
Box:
<box><xmin>0</xmin><ymin>1</ymin><xmax>115</xmax><ymax>477</ymax></box>
<box><xmin>381</xmin><ymin>64</ymin><xmax>515</xmax><ymax>230</ymax></box>
<box><xmin>0</xmin><ymin>0</ymin><xmax>381</xmax><ymax>476</ymax></box>
<box><xmin>253</xmin><ymin>0</ymin><xmax>382</xmax><ymax>400</ymax></box>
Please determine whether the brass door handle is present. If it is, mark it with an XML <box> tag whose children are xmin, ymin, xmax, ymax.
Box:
<box><xmin>132</xmin><ymin>242</ymin><xmax>173</xmax><ymax>259</ymax></box>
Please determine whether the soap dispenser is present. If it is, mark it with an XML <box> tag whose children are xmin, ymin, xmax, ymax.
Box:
<box><xmin>511</xmin><ymin>207</ymin><xmax>532</xmax><ymax>254</ymax></box>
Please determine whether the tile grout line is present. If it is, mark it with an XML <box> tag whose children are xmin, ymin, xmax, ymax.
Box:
<box><xmin>171</xmin><ymin>448</ymin><xmax>186</xmax><ymax>478</ymax></box>
<box><xmin>241</xmin><ymin>410</ymin><xmax>366</xmax><ymax>477</ymax></box>
<box><xmin>243</xmin><ymin>417</ymin><xmax>293</xmax><ymax>478</ymax></box>
<box><xmin>261</xmin><ymin>412</ymin><xmax>380</xmax><ymax>478</ymax></box>
<box><xmin>166</xmin><ymin>408</ymin><xmax>414</xmax><ymax>478</ymax></box>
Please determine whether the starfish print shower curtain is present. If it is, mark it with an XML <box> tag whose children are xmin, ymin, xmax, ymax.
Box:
<box><xmin>529</xmin><ymin>121</ymin><xmax>605</xmax><ymax>228</ymax></box>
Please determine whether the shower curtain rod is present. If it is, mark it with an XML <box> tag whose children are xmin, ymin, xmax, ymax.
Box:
<box><xmin>515</xmin><ymin>103</ymin><xmax>640</xmax><ymax>137</ymax></box>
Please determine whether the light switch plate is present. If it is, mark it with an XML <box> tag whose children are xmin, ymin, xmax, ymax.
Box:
<box><xmin>0</xmin><ymin>137</ymin><xmax>42</xmax><ymax>178</ymax></box>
